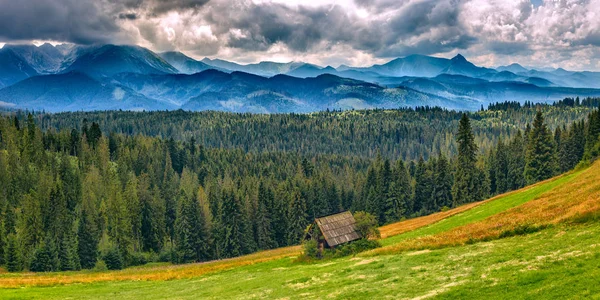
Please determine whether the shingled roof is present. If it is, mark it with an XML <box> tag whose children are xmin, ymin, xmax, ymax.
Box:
<box><xmin>315</xmin><ymin>211</ymin><xmax>361</xmax><ymax>247</ymax></box>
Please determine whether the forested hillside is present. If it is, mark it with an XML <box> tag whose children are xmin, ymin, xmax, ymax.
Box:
<box><xmin>37</xmin><ymin>97</ymin><xmax>599</xmax><ymax>160</ymax></box>
<box><xmin>0</xmin><ymin>99</ymin><xmax>598</xmax><ymax>272</ymax></box>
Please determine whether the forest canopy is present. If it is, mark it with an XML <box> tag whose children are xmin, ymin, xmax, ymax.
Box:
<box><xmin>0</xmin><ymin>98</ymin><xmax>598</xmax><ymax>272</ymax></box>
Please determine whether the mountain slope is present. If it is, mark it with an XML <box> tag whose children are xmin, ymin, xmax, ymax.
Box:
<box><xmin>159</xmin><ymin>51</ymin><xmax>216</xmax><ymax>74</ymax></box>
<box><xmin>201</xmin><ymin>58</ymin><xmax>308</xmax><ymax>77</ymax></box>
<box><xmin>0</xmin><ymin>72</ymin><xmax>172</xmax><ymax>112</ymax></box>
<box><xmin>1</xmin><ymin>43</ymin><xmax>66</xmax><ymax>74</ymax></box>
<box><xmin>0</xmin><ymin>48</ymin><xmax>39</xmax><ymax>89</ymax></box>
<box><xmin>441</xmin><ymin>54</ymin><xmax>496</xmax><ymax>77</ymax></box>
<box><xmin>108</xmin><ymin>70</ymin><xmax>466</xmax><ymax>113</ymax></box>
<box><xmin>64</xmin><ymin>45</ymin><xmax>178</xmax><ymax>77</ymax></box>
<box><xmin>398</xmin><ymin>74</ymin><xmax>600</xmax><ymax>104</ymax></box>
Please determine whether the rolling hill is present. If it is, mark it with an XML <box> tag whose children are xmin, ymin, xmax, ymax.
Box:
<box><xmin>2</xmin><ymin>159</ymin><xmax>599</xmax><ymax>298</ymax></box>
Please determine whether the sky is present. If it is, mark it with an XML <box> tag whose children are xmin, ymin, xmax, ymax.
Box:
<box><xmin>0</xmin><ymin>0</ymin><xmax>599</xmax><ymax>70</ymax></box>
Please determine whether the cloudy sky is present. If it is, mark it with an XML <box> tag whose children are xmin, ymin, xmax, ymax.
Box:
<box><xmin>1</xmin><ymin>0</ymin><xmax>599</xmax><ymax>70</ymax></box>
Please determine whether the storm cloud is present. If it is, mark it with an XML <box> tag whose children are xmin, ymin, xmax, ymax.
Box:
<box><xmin>1</xmin><ymin>0</ymin><xmax>600</xmax><ymax>70</ymax></box>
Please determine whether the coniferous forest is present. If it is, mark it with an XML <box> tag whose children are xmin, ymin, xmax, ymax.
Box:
<box><xmin>0</xmin><ymin>99</ymin><xmax>599</xmax><ymax>272</ymax></box>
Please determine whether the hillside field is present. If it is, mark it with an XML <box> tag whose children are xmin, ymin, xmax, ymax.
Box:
<box><xmin>1</xmin><ymin>160</ymin><xmax>599</xmax><ymax>299</ymax></box>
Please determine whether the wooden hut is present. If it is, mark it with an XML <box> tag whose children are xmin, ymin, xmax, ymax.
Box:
<box><xmin>305</xmin><ymin>211</ymin><xmax>361</xmax><ymax>249</ymax></box>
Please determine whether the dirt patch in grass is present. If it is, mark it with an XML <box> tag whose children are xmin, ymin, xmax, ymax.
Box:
<box><xmin>353</xmin><ymin>258</ymin><xmax>378</xmax><ymax>266</ymax></box>
<box><xmin>411</xmin><ymin>280</ymin><xmax>469</xmax><ymax>300</ymax></box>
<box><xmin>407</xmin><ymin>250</ymin><xmax>431</xmax><ymax>256</ymax></box>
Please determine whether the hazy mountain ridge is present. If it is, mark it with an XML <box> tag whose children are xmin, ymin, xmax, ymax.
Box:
<box><xmin>1</xmin><ymin>43</ymin><xmax>600</xmax><ymax>112</ymax></box>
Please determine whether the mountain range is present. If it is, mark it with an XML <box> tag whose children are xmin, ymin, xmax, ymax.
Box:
<box><xmin>1</xmin><ymin>43</ymin><xmax>600</xmax><ymax>113</ymax></box>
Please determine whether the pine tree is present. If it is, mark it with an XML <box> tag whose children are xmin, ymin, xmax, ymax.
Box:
<box><xmin>452</xmin><ymin>114</ymin><xmax>479</xmax><ymax>205</ymax></box>
<box><xmin>432</xmin><ymin>154</ymin><xmax>453</xmax><ymax>209</ymax></box>
<box><xmin>103</xmin><ymin>246</ymin><xmax>123</xmax><ymax>270</ymax></box>
<box><xmin>221</xmin><ymin>189</ymin><xmax>245</xmax><ymax>258</ymax></box>
<box><xmin>195</xmin><ymin>186</ymin><xmax>212</xmax><ymax>260</ymax></box>
<box><xmin>493</xmin><ymin>139</ymin><xmax>509</xmax><ymax>194</ymax></box>
<box><xmin>5</xmin><ymin>233</ymin><xmax>21</xmax><ymax>272</ymax></box>
<box><xmin>77</xmin><ymin>208</ymin><xmax>98</xmax><ymax>269</ymax></box>
<box><xmin>175</xmin><ymin>190</ymin><xmax>202</xmax><ymax>263</ymax></box>
<box><xmin>508</xmin><ymin>131</ymin><xmax>526</xmax><ymax>190</ymax></box>
<box><xmin>162</xmin><ymin>151</ymin><xmax>179</xmax><ymax>244</ymax></box>
<box><xmin>378</xmin><ymin>159</ymin><xmax>392</xmax><ymax>223</ymax></box>
<box><xmin>255</xmin><ymin>182</ymin><xmax>275</xmax><ymax>250</ymax></box>
<box><xmin>286</xmin><ymin>189</ymin><xmax>308</xmax><ymax>246</ymax></box>
<box><xmin>30</xmin><ymin>237</ymin><xmax>59</xmax><ymax>272</ymax></box>
<box><xmin>414</xmin><ymin>157</ymin><xmax>433</xmax><ymax>213</ymax></box>
<box><xmin>271</xmin><ymin>187</ymin><xmax>289</xmax><ymax>248</ymax></box>
<box><xmin>59</xmin><ymin>231</ymin><xmax>80</xmax><ymax>271</ymax></box>
<box><xmin>385</xmin><ymin>159</ymin><xmax>411</xmax><ymax>222</ymax></box>
<box><xmin>525</xmin><ymin>111</ymin><xmax>558</xmax><ymax>184</ymax></box>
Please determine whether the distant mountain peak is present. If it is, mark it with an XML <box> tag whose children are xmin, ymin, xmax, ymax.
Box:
<box><xmin>451</xmin><ymin>54</ymin><xmax>467</xmax><ymax>62</ymax></box>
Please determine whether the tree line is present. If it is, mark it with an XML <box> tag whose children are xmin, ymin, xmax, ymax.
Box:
<box><xmin>32</xmin><ymin>100</ymin><xmax>597</xmax><ymax>161</ymax></box>
<box><xmin>0</xmin><ymin>103</ymin><xmax>598</xmax><ymax>272</ymax></box>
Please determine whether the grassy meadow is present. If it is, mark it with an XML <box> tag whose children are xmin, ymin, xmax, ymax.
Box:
<box><xmin>1</xmin><ymin>161</ymin><xmax>599</xmax><ymax>299</ymax></box>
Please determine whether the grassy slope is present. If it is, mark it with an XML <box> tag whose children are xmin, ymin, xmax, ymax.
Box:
<box><xmin>2</xmin><ymin>222</ymin><xmax>599</xmax><ymax>299</ymax></box>
<box><xmin>1</xmin><ymin>161</ymin><xmax>599</xmax><ymax>298</ymax></box>
<box><xmin>380</xmin><ymin>171</ymin><xmax>580</xmax><ymax>246</ymax></box>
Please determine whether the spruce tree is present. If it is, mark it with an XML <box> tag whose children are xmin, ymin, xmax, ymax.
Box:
<box><xmin>414</xmin><ymin>157</ymin><xmax>433</xmax><ymax>213</ymax></box>
<box><xmin>286</xmin><ymin>189</ymin><xmax>308</xmax><ymax>246</ymax></box>
<box><xmin>452</xmin><ymin>114</ymin><xmax>479</xmax><ymax>206</ymax></box>
<box><xmin>385</xmin><ymin>159</ymin><xmax>410</xmax><ymax>222</ymax></box>
<box><xmin>524</xmin><ymin>111</ymin><xmax>558</xmax><ymax>184</ymax></box>
<box><xmin>220</xmin><ymin>189</ymin><xmax>250</xmax><ymax>258</ymax></box>
<box><xmin>5</xmin><ymin>233</ymin><xmax>21</xmax><ymax>272</ymax></box>
<box><xmin>59</xmin><ymin>231</ymin><xmax>80</xmax><ymax>271</ymax></box>
<box><xmin>493</xmin><ymin>139</ymin><xmax>509</xmax><ymax>193</ymax></box>
<box><xmin>378</xmin><ymin>159</ymin><xmax>392</xmax><ymax>223</ymax></box>
<box><xmin>175</xmin><ymin>191</ymin><xmax>201</xmax><ymax>263</ymax></box>
<box><xmin>507</xmin><ymin>131</ymin><xmax>526</xmax><ymax>190</ymax></box>
<box><xmin>255</xmin><ymin>182</ymin><xmax>275</xmax><ymax>250</ymax></box>
<box><xmin>77</xmin><ymin>208</ymin><xmax>98</xmax><ymax>269</ymax></box>
<box><xmin>30</xmin><ymin>237</ymin><xmax>59</xmax><ymax>272</ymax></box>
<box><xmin>433</xmin><ymin>154</ymin><xmax>453</xmax><ymax>209</ymax></box>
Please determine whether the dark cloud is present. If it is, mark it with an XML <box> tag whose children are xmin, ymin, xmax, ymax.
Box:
<box><xmin>151</xmin><ymin>0</ymin><xmax>210</xmax><ymax>14</ymax></box>
<box><xmin>0</xmin><ymin>0</ymin><xmax>120</xmax><ymax>44</ymax></box>
<box><xmin>1</xmin><ymin>0</ymin><xmax>599</xmax><ymax>70</ymax></box>
<box><xmin>118</xmin><ymin>13</ymin><xmax>138</xmax><ymax>20</ymax></box>
<box><xmin>210</xmin><ymin>3</ymin><xmax>355</xmax><ymax>52</ymax></box>
<box><xmin>207</xmin><ymin>0</ymin><xmax>472</xmax><ymax>58</ymax></box>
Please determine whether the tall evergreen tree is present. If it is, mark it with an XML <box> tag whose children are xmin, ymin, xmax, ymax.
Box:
<box><xmin>255</xmin><ymin>182</ymin><xmax>275</xmax><ymax>250</ymax></box>
<box><xmin>175</xmin><ymin>190</ymin><xmax>201</xmax><ymax>263</ymax></box>
<box><xmin>432</xmin><ymin>154</ymin><xmax>453</xmax><ymax>208</ymax></box>
<box><xmin>414</xmin><ymin>157</ymin><xmax>433</xmax><ymax>213</ymax></box>
<box><xmin>5</xmin><ymin>233</ymin><xmax>21</xmax><ymax>272</ymax></box>
<box><xmin>452</xmin><ymin>114</ymin><xmax>479</xmax><ymax>206</ymax></box>
<box><xmin>385</xmin><ymin>159</ymin><xmax>411</xmax><ymax>222</ymax></box>
<box><xmin>287</xmin><ymin>189</ymin><xmax>308</xmax><ymax>245</ymax></box>
<box><xmin>525</xmin><ymin>111</ymin><xmax>558</xmax><ymax>184</ymax></box>
<box><xmin>77</xmin><ymin>204</ymin><xmax>99</xmax><ymax>269</ymax></box>
<box><xmin>506</xmin><ymin>130</ymin><xmax>525</xmax><ymax>190</ymax></box>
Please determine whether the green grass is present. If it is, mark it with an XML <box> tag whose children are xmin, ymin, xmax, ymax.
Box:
<box><xmin>2</xmin><ymin>221</ymin><xmax>599</xmax><ymax>299</ymax></box>
<box><xmin>380</xmin><ymin>171</ymin><xmax>581</xmax><ymax>246</ymax></box>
